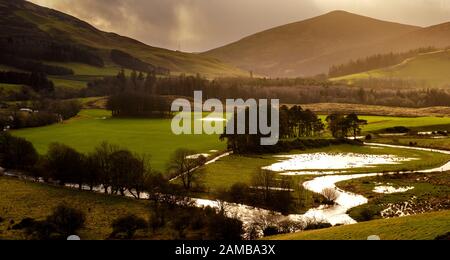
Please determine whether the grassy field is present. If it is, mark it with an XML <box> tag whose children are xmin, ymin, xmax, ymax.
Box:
<box><xmin>0</xmin><ymin>83</ymin><xmax>22</xmax><ymax>94</ymax></box>
<box><xmin>267</xmin><ymin>210</ymin><xmax>450</xmax><ymax>240</ymax></box>
<box><xmin>331</xmin><ymin>50</ymin><xmax>450</xmax><ymax>88</ymax></box>
<box><xmin>11</xmin><ymin>109</ymin><xmax>226</xmax><ymax>171</ymax></box>
<box><xmin>0</xmin><ymin>176</ymin><xmax>151</xmax><ymax>240</ymax></box>
<box><xmin>47</xmin><ymin>63</ymin><xmax>139</xmax><ymax>90</ymax></box>
<box><xmin>199</xmin><ymin>144</ymin><xmax>450</xmax><ymax>192</ymax></box>
<box><xmin>373</xmin><ymin>137</ymin><xmax>450</xmax><ymax>151</ymax></box>
<box><xmin>328</xmin><ymin>115</ymin><xmax>450</xmax><ymax>133</ymax></box>
<box><xmin>302</xmin><ymin>103</ymin><xmax>450</xmax><ymax>117</ymax></box>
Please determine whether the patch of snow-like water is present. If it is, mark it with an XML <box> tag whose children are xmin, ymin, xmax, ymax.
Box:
<box><xmin>373</xmin><ymin>185</ymin><xmax>414</xmax><ymax>194</ymax></box>
<box><xmin>279</xmin><ymin>170</ymin><xmax>349</xmax><ymax>176</ymax></box>
<box><xmin>263</xmin><ymin>153</ymin><xmax>417</xmax><ymax>172</ymax></box>
<box><xmin>186</xmin><ymin>153</ymin><xmax>210</xmax><ymax>159</ymax></box>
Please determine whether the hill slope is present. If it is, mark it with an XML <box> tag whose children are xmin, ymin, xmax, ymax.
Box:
<box><xmin>331</xmin><ymin>49</ymin><xmax>450</xmax><ymax>87</ymax></box>
<box><xmin>267</xmin><ymin>210</ymin><xmax>450</xmax><ymax>240</ymax></box>
<box><xmin>0</xmin><ymin>0</ymin><xmax>246</xmax><ymax>78</ymax></box>
<box><xmin>203</xmin><ymin>11</ymin><xmax>420</xmax><ymax>77</ymax></box>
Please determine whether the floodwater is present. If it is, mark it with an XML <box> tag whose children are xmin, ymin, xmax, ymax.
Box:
<box><xmin>194</xmin><ymin>143</ymin><xmax>450</xmax><ymax>230</ymax></box>
<box><xmin>373</xmin><ymin>185</ymin><xmax>415</xmax><ymax>194</ymax></box>
<box><xmin>4</xmin><ymin>143</ymin><xmax>449</xmax><ymax>238</ymax></box>
<box><xmin>264</xmin><ymin>153</ymin><xmax>417</xmax><ymax>172</ymax></box>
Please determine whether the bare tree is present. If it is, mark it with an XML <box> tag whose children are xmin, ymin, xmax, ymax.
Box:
<box><xmin>167</xmin><ymin>149</ymin><xmax>204</xmax><ymax>191</ymax></box>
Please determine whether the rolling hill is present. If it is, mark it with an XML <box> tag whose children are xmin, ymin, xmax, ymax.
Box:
<box><xmin>204</xmin><ymin>11</ymin><xmax>450</xmax><ymax>78</ymax></box>
<box><xmin>331</xmin><ymin>49</ymin><xmax>450</xmax><ymax>88</ymax></box>
<box><xmin>203</xmin><ymin>11</ymin><xmax>419</xmax><ymax>77</ymax></box>
<box><xmin>0</xmin><ymin>0</ymin><xmax>246</xmax><ymax>83</ymax></box>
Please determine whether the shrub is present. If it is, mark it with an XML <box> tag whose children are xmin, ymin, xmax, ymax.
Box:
<box><xmin>12</xmin><ymin>218</ymin><xmax>36</xmax><ymax>230</ymax></box>
<box><xmin>434</xmin><ymin>232</ymin><xmax>450</xmax><ymax>240</ymax></box>
<box><xmin>263</xmin><ymin>226</ymin><xmax>280</xmax><ymax>237</ymax></box>
<box><xmin>111</xmin><ymin>215</ymin><xmax>148</xmax><ymax>239</ymax></box>
<box><xmin>46</xmin><ymin>204</ymin><xmax>86</xmax><ymax>237</ymax></box>
<box><xmin>304</xmin><ymin>222</ymin><xmax>332</xmax><ymax>231</ymax></box>
<box><xmin>227</xmin><ymin>183</ymin><xmax>251</xmax><ymax>204</ymax></box>
<box><xmin>384</xmin><ymin>126</ymin><xmax>410</xmax><ymax>133</ymax></box>
<box><xmin>322</xmin><ymin>188</ymin><xmax>339</xmax><ymax>205</ymax></box>
<box><xmin>206</xmin><ymin>212</ymin><xmax>244</xmax><ymax>240</ymax></box>
<box><xmin>19</xmin><ymin>204</ymin><xmax>85</xmax><ymax>240</ymax></box>
<box><xmin>351</xmin><ymin>206</ymin><xmax>380</xmax><ymax>222</ymax></box>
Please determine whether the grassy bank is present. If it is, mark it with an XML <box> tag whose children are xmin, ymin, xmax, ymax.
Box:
<box><xmin>0</xmin><ymin>177</ymin><xmax>151</xmax><ymax>240</ymax></box>
<box><xmin>267</xmin><ymin>210</ymin><xmax>450</xmax><ymax>240</ymax></box>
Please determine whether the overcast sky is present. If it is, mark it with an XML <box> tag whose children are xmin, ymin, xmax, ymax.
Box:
<box><xmin>28</xmin><ymin>0</ymin><xmax>450</xmax><ymax>52</ymax></box>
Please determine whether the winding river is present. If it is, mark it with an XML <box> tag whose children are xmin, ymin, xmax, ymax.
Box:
<box><xmin>4</xmin><ymin>143</ymin><xmax>450</xmax><ymax>236</ymax></box>
<box><xmin>192</xmin><ymin>142</ymin><xmax>450</xmax><ymax>230</ymax></box>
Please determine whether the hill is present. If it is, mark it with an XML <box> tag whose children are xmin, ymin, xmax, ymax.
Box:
<box><xmin>331</xmin><ymin>49</ymin><xmax>450</xmax><ymax>87</ymax></box>
<box><xmin>267</xmin><ymin>210</ymin><xmax>450</xmax><ymax>240</ymax></box>
<box><xmin>203</xmin><ymin>11</ymin><xmax>420</xmax><ymax>77</ymax></box>
<box><xmin>0</xmin><ymin>0</ymin><xmax>246</xmax><ymax>83</ymax></box>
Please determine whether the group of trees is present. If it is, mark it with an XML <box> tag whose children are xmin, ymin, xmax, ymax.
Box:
<box><xmin>220</xmin><ymin>105</ymin><xmax>362</xmax><ymax>154</ymax></box>
<box><xmin>326</xmin><ymin>113</ymin><xmax>368</xmax><ymax>139</ymax></box>
<box><xmin>38</xmin><ymin>142</ymin><xmax>153</xmax><ymax>198</ymax></box>
<box><xmin>0</xmin><ymin>71</ymin><xmax>54</xmax><ymax>93</ymax></box>
<box><xmin>0</xmin><ymin>37</ymin><xmax>104</xmax><ymax>67</ymax></box>
<box><xmin>279</xmin><ymin>105</ymin><xmax>324</xmax><ymax>138</ymax></box>
<box><xmin>107</xmin><ymin>92</ymin><xmax>171</xmax><ymax>118</ymax></box>
<box><xmin>329</xmin><ymin>47</ymin><xmax>437</xmax><ymax>77</ymax></box>
<box><xmin>0</xmin><ymin>99</ymin><xmax>81</xmax><ymax>130</ymax></box>
<box><xmin>0</xmin><ymin>54</ymin><xmax>74</xmax><ymax>76</ymax></box>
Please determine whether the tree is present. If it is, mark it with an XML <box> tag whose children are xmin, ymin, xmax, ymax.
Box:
<box><xmin>252</xmin><ymin>169</ymin><xmax>276</xmax><ymax>202</ymax></box>
<box><xmin>167</xmin><ymin>149</ymin><xmax>204</xmax><ymax>191</ymax></box>
<box><xmin>110</xmin><ymin>215</ymin><xmax>148</xmax><ymax>239</ymax></box>
<box><xmin>326</xmin><ymin>113</ymin><xmax>349</xmax><ymax>139</ymax></box>
<box><xmin>109</xmin><ymin>150</ymin><xmax>140</xmax><ymax>196</ymax></box>
<box><xmin>0</xmin><ymin>133</ymin><xmax>38</xmax><ymax>170</ymax></box>
<box><xmin>45</xmin><ymin>143</ymin><xmax>85</xmax><ymax>187</ymax></box>
<box><xmin>346</xmin><ymin>113</ymin><xmax>367</xmax><ymax>139</ymax></box>
<box><xmin>89</xmin><ymin>142</ymin><xmax>120</xmax><ymax>194</ymax></box>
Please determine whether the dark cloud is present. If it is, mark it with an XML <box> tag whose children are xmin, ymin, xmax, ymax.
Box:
<box><xmin>29</xmin><ymin>0</ymin><xmax>450</xmax><ymax>52</ymax></box>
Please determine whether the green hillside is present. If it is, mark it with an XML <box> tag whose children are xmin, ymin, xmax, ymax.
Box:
<box><xmin>0</xmin><ymin>0</ymin><xmax>246</xmax><ymax>82</ymax></box>
<box><xmin>331</xmin><ymin>50</ymin><xmax>450</xmax><ymax>88</ymax></box>
<box><xmin>267</xmin><ymin>210</ymin><xmax>450</xmax><ymax>240</ymax></box>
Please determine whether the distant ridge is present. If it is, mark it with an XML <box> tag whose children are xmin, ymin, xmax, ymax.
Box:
<box><xmin>203</xmin><ymin>10</ymin><xmax>450</xmax><ymax>77</ymax></box>
<box><xmin>0</xmin><ymin>0</ymin><xmax>247</xmax><ymax>77</ymax></box>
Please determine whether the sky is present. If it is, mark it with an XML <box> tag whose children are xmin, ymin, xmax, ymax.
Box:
<box><xmin>28</xmin><ymin>0</ymin><xmax>450</xmax><ymax>52</ymax></box>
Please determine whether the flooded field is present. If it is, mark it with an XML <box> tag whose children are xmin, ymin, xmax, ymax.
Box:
<box><xmin>264</xmin><ymin>152</ymin><xmax>417</xmax><ymax>173</ymax></box>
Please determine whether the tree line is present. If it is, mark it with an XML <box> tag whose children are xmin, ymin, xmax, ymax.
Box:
<box><xmin>0</xmin><ymin>99</ymin><xmax>81</xmax><ymax>130</ymax></box>
<box><xmin>279</xmin><ymin>105</ymin><xmax>324</xmax><ymax>138</ymax></box>
<box><xmin>0</xmin><ymin>71</ymin><xmax>54</xmax><ymax>93</ymax></box>
<box><xmin>329</xmin><ymin>47</ymin><xmax>437</xmax><ymax>77</ymax></box>
<box><xmin>0</xmin><ymin>37</ymin><xmax>104</xmax><ymax>67</ymax></box>
<box><xmin>83</xmin><ymin>72</ymin><xmax>450</xmax><ymax>109</ymax></box>
<box><xmin>220</xmin><ymin>106</ymin><xmax>364</xmax><ymax>154</ymax></box>
<box><xmin>0</xmin><ymin>53</ymin><xmax>74</xmax><ymax>76</ymax></box>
